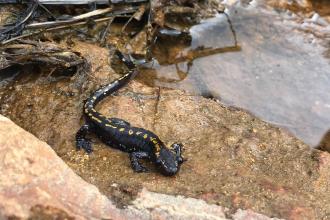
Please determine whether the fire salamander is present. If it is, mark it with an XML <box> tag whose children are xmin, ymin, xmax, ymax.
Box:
<box><xmin>76</xmin><ymin>50</ymin><xmax>184</xmax><ymax>176</ymax></box>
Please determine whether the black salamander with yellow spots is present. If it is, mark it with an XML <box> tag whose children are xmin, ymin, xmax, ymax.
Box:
<box><xmin>76</xmin><ymin>50</ymin><xmax>184</xmax><ymax>176</ymax></box>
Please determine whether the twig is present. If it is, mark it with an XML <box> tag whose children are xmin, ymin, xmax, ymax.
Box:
<box><xmin>121</xmin><ymin>4</ymin><xmax>146</xmax><ymax>32</ymax></box>
<box><xmin>0</xmin><ymin>0</ymin><xmax>148</xmax><ymax>4</ymax></box>
<box><xmin>99</xmin><ymin>17</ymin><xmax>114</xmax><ymax>45</ymax></box>
<box><xmin>36</xmin><ymin>2</ymin><xmax>57</xmax><ymax>20</ymax></box>
<box><xmin>174</xmin><ymin>45</ymin><xmax>241</xmax><ymax>64</ymax></box>
<box><xmin>145</xmin><ymin>0</ymin><xmax>155</xmax><ymax>61</ymax></box>
<box><xmin>1</xmin><ymin>16</ymin><xmax>120</xmax><ymax>45</ymax></box>
<box><xmin>153</xmin><ymin>86</ymin><xmax>161</xmax><ymax>131</ymax></box>
<box><xmin>26</xmin><ymin>5</ymin><xmax>139</xmax><ymax>30</ymax></box>
<box><xmin>26</xmin><ymin>7</ymin><xmax>114</xmax><ymax>29</ymax></box>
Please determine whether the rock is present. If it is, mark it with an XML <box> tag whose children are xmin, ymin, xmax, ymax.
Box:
<box><xmin>232</xmin><ymin>209</ymin><xmax>283</xmax><ymax>220</ymax></box>
<box><xmin>128</xmin><ymin>188</ymin><xmax>228</xmax><ymax>220</ymax></box>
<box><xmin>127</xmin><ymin>188</ymin><xmax>282</xmax><ymax>220</ymax></box>
<box><xmin>0</xmin><ymin>115</ymin><xmax>124</xmax><ymax>220</ymax></box>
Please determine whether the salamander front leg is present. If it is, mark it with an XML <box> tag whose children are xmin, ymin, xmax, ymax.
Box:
<box><xmin>76</xmin><ymin>124</ymin><xmax>93</xmax><ymax>153</ymax></box>
<box><xmin>129</xmin><ymin>152</ymin><xmax>150</xmax><ymax>173</ymax></box>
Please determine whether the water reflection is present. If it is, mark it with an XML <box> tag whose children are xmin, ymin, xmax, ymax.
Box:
<box><xmin>141</xmin><ymin>5</ymin><xmax>330</xmax><ymax>147</ymax></box>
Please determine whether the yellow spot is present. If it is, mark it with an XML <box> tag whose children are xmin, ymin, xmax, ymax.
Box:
<box><xmin>92</xmin><ymin>96</ymin><xmax>97</xmax><ymax>100</ymax></box>
<box><xmin>84</xmin><ymin>109</ymin><xmax>89</xmax><ymax>113</ymax></box>
<box><xmin>119</xmin><ymin>128</ymin><xmax>125</xmax><ymax>132</ymax></box>
<box><xmin>92</xmin><ymin>108</ymin><xmax>96</xmax><ymax>112</ymax></box>
<box><xmin>128</xmin><ymin>130</ymin><xmax>134</xmax><ymax>135</ymax></box>
<box><xmin>91</xmin><ymin>116</ymin><xmax>102</xmax><ymax>123</ymax></box>
<box><xmin>150</xmin><ymin>137</ymin><xmax>158</xmax><ymax>144</ymax></box>
<box><xmin>88</xmin><ymin>113</ymin><xmax>93</xmax><ymax>117</ymax></box>
<box><xmin>105</xmin><ymin>124</ymin><xmax>117</xmax><ymax>128</ymax></box>
<box><xmin>143</xmin><ymin>134</ymin><xmax>148</xmax><ymax>139</ymax></box>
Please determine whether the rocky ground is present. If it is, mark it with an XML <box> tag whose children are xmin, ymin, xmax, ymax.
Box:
<box><xmin>1</xmin><ymin>114</ymin><xmax>283</xmax><ymax>220</ymax></box>
<box><xmin>0</xmin><ymin>0</ymin><xmax>330</xmax><ymax>219</ymax></box>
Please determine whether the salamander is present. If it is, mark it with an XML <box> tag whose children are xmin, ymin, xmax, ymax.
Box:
<box><xmin>76</xmin><ymin>50</ymin><xmax>184</xmax><ymax>176</ymax></box>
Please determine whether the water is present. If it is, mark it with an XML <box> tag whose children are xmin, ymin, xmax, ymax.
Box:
<box><xmin>141</xmin><ymin>4</ymin><xmax>330</xmax><ymax>147</ymax></box>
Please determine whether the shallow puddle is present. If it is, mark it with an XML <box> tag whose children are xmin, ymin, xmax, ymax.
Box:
<box><xmin>140</xmin><ymin>3</ymin><xmax>330</xmax><ymax>147</ymax></box>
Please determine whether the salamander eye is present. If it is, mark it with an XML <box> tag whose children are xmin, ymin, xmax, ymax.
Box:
<box><xmin>177</xmin><ymin>156</ymin><xmax>186</xmax><ymax>164</ymax></box>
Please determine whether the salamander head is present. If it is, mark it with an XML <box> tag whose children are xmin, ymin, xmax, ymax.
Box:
<box><xmin>156</xmin><ymin>143</ymin><xmax>185</xmax><ymax>176</ymax></box>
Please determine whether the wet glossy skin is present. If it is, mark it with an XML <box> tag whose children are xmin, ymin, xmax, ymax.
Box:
<box><xmin>76</xmin><ymin>50</ymin><xmax>184</xmax><ymax>176</ymax></box>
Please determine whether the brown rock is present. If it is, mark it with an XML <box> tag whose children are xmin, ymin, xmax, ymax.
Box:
<box><xmin>127</xmin><ymin>188</ymin><xmax>228</xmax><ymax>220</ymax></box>
<box><xmin>232</xmin><ymin>209</ymin><xmax>283</xmax><ymax>220</ymax></box>
<box><xmin>0</xmin><ymin>115</ymin><xmax>124</xmax><ymax>220</ymax></box>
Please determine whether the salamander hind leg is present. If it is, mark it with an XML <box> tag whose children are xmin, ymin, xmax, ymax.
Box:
<box><xmin>76</xmin><ymin>124</ymin><xmax>93</xmax><ymax>153</ymax></box>
<box><xmin>129</xmin><ymin>151</ymin><xmax>150</xmax><ymax>173</ymax></box>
